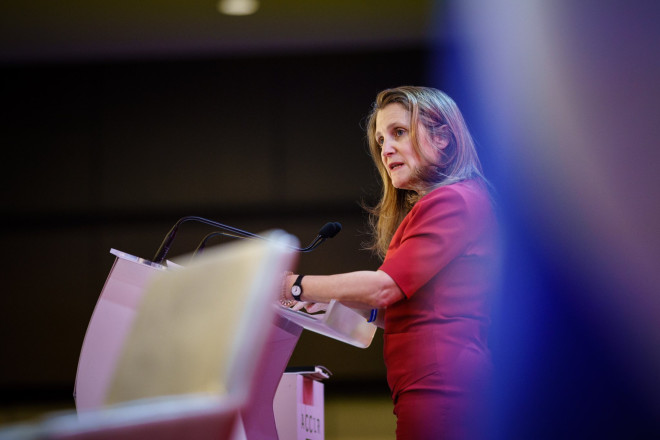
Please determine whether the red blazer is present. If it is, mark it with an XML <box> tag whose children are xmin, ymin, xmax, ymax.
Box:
<box><xmin>379</xmin><ymin>179</ymin><xmax>499</xmax><ymax>399</ymax></box>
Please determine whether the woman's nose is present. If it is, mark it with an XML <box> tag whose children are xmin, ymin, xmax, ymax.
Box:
<box><xmin>381</xmin><ymin>139</ymin><xmax>395</xmax><ymax>156</ymax></box>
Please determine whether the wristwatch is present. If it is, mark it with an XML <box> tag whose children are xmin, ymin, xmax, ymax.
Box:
<box><xmin>291</xmin><ymin>275</ymin><xmax>305</xmax><ymax>301</ymax></box>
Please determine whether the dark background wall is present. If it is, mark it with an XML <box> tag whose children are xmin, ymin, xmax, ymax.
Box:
<box><xmin>0</xmin><ymin>47</ymin><xmax>433</xmax><ymax>400</ymax></box>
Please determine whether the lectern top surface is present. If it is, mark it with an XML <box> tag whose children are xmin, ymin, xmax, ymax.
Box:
<box><xmin>110</xmin><ymin>249</ymin><xmax>166</xmax><ymax>269</ymax></box>
<box><xmin>276</xmin><ymin>301</ymin><xmax>377</xmax><ymax>348</ymax></box>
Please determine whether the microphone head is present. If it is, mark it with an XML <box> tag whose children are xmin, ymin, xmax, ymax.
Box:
<box><xmin>319</xmin><ymin>221</ymin><xmax>342</xmax><ymax>238</ymax></box>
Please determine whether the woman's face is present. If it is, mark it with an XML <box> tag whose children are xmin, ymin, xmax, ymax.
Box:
<box><xmin>375</xmin><ymin>103</ymin><xmax>445</xmax><ymax>194</ymax></box>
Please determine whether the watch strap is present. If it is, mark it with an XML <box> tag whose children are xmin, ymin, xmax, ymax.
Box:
<box><xmin>291</xmin><ymin>274</ymin><xmax>305</xmax><ymax>301</ymax></box>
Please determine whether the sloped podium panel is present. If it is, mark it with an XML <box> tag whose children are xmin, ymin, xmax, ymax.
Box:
<box><xmin>74</xmin><ymin>249</ymin><xmax>165</xmax><ymax>412</ymax></box>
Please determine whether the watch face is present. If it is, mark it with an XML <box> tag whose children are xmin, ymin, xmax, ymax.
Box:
<box><xmin>291</xmin><ymin>286</ymin><xmax>301</xmax><ymax>295</ymax></box>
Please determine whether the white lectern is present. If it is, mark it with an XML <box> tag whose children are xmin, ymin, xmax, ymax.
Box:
<box><xmin>74</xmin><ymin>247</ymin><xmax>377</xmax><ymax>439</ymax></box>
<box><xmin>74</xmin><ymin>249</ymin><xmax>166</xmax><ymax>411</ymax></box>
<box><xmin>240</xmin><ymin>301</ymin><xmax>376</xmax><ymax>440</ymax></box>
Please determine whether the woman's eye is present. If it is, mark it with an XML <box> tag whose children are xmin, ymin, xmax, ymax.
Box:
<box><xmin>394</xmin><ymin>128</ymin><xmax>406</xmax><ymax>137</ymax></box>
<box><xmin>376</xmin><ymin>137</ymin><xmax>384</xmax><ymax>147</ymax></box>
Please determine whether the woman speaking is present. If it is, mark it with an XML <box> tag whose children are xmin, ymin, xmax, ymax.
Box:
<box><xmin>281</xmin><ymin>86</ymin><xmax>499</xmax><ymax>440</ymax></box>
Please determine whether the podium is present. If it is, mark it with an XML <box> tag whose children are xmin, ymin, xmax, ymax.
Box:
<box><xmin>74</xmin><ymin>242</ymin><xmax>376</xmax><ymax>439</ymax></box>
<box><xmin>273</xmin><ymin>369</ymin><xmax>328</xmax><ymax>440</ymax></box>
<box><xmin>239</xmin><ymin>301</ymin><xmax>376</xmax><ymax>440</ymax></box>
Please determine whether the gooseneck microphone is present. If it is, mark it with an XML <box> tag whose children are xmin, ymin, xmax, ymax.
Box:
<box><xmin>151</xmin><ymin>216</ymin><xmax>341</xmax><ymax>264</ymax></box>
<box><xmin>193</xmin><ymin>220</ymin><xmax>341</xmax><ymax>256</ymax></box>
<box><xmin>317</xmin><ymin>221</ymin><xmax>342</xmax><ymax>239</ymax></box>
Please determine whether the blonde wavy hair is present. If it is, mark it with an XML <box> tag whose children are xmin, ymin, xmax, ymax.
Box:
<box><xmin>364</xmin><ymin>86</ymin><xmax>489</xmax><ymax>258</ymax></box>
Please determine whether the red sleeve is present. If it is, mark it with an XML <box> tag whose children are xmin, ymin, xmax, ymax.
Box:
<box><xmin>379</xmin><ymin>187</ymin><xmax>472</xmax><ymax>298</ymax></box>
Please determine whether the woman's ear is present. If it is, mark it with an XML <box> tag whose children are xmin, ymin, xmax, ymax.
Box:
<box><xmin>434</xmin><ymin>125</ymin><xmax>451</xmax><ymax>150</ymax></box>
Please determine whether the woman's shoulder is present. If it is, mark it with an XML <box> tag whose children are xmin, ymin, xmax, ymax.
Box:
<box><xmin>422</xmin><ymin>179</ymin><xmax>488</xmax><ymax>205</ymax></box>
<box><xmin>412</xmin><ymin>179</ymin><xmax>494</xmax><ymax>223</ymax></box>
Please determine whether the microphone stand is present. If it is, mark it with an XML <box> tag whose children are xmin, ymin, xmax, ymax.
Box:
<box><xmin>151</xmin><ymin>216</ymin><xmax>341</xmax><ymax>265</ymax></box>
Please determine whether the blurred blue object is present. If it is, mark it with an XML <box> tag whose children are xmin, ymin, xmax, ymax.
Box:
<box><xmin>430</xmin><ymin>0</ymin><xmax>660</xmax><ymax>438</ymax></box>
